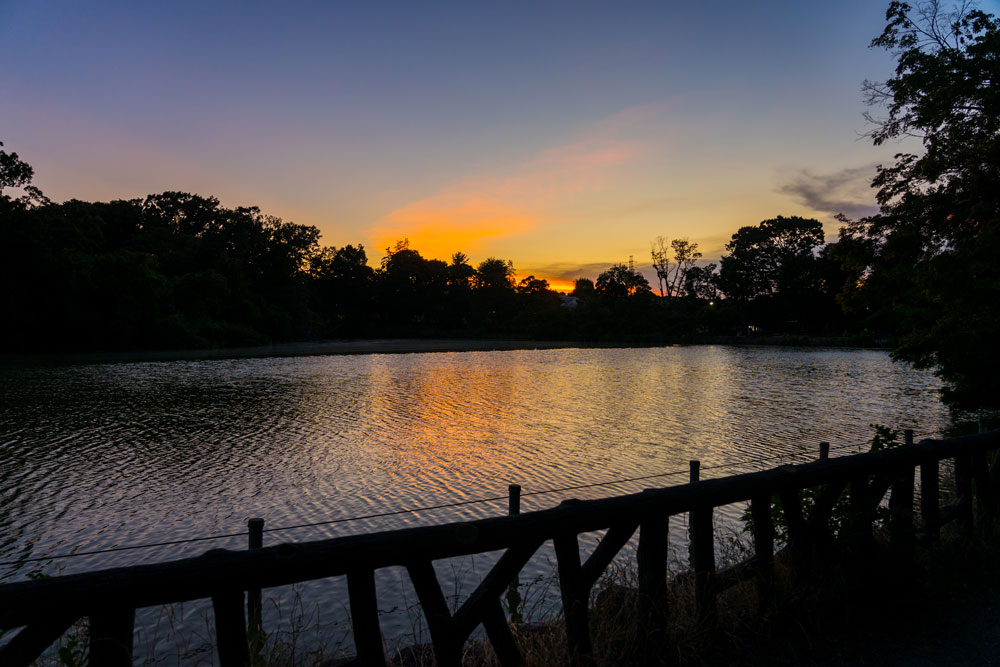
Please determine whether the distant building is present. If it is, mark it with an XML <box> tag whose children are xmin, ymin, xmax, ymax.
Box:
<box><xmin>560</xmin><ymin>295</ymin><xmax>579</xmax><ymax>308</ymax></box>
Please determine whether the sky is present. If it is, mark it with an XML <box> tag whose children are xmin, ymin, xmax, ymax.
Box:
<box><xmin>4</xmin><ymin>0</ymin><xmax>996</xmax><ymax>291</ymax></box>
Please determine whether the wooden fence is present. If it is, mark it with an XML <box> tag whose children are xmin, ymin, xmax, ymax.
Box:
<box><xmin>1</xmin><ymin>429</ymin><xmax>998</xmax><ymax>667</ymax></box>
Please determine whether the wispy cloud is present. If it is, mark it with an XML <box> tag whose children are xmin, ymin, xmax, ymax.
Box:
<box><xmin>368</xmin><ymin>101</ymin><xmax>672</xmax><ymax>259</ymax></box>
<box><xmin>777</xmin><ymin>164</ymin><xmax>880</xmax><ymax>220</ymax></box>
<box><xmin>519</xmin><ymin>261</ymin><xmax>619</xmax><ymax>282</ymax></box>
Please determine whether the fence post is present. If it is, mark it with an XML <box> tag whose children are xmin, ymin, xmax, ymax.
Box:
<box><xmin>505</xmin><ymin>484</ymin><xmax>523</xmax><ymax>625</ymax></box>
<box><xmin>247</xmin><ymin>517</ymin><xmax>264</xmax><ymax>654</ymax></box>
<box><xmin>972</xmin><ymin>450</ymin><xmax>994</xmax><ymax>523</ymax></box>
<box><xmin>213</xmin><ymin>589</ymin><xmax>251</xmax><ymax>667</ymax></box>
<box><xmin>347</xmin><ymin>569</ymin><xmax>387</xmax><ymax>667</ymax></box>
<box><xmin>750</xmin><ymin>494</ymin><xmax>774</xmax><ymax>610</ymax></box>
<box><xmin>508</xmin><ymin>484</ymin><xmax>521</xmax><ymax>516</ymax></box>
<box><xmin>689</xmin><ymin>460</ymin><xmax>716</xmax><ymax>628</ymax></box>
<box><xmin>815</xmin><ymin>441</ymin><xmax>830</xmax><ymax>553</ymax></box>
<box><xmin>889</xmin><ymin>430</ymin><xmax>915</xmax><ymax>555</ymax></box>
<box><xmin>921</xmin><ymin>459</ymin><xmax>940</xmax><ymax>544</ymax></box>
<box><xmin>954</xmin><ymin>420</ymin><xmax>974</xmax><ymax>531</ymax></box>
<box><xmin>637</xmin><ymin>512</ymin><xmax>668</xmax><ymax>661</ymax></box>
<box><xmin>554</xmin><ymin>530</ymin><xmax>593</xmax><ymax>667</ymax></box>
<box><xmin>687</xmin><ymin>461</ymin><xmax>700</xmax><ymax>568</ymax></box>
<box><xmin>955</xmin><ymin>453</ymin><xmax>975</xmax><ymax>532</ymax></box>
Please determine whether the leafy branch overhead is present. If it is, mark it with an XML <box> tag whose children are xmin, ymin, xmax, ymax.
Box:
<box><xmin>847</xmin><ymin>0</ymin><xmax>1000</xmax><ymax>413</ymax></box>
<box><xmin>0</xmin><ymin>141</ymin><xmax>49</xmax><ymax>210</ymax></box>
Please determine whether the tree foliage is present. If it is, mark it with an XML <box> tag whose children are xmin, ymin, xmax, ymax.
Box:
<box><xmin>650</xmin><ymin>236</ymin><xmax>703</xmax><ymax>298</ymax></box>
<box><xmin>475</xmin><ymin>257</ymin><xmax>516</xmax><ymax>291</ymax></box>
<box><xmin>715</xmin><ymin>216</ymin><xmax>850</xmax><ymax>333</ymax></box>
<box><xmin>650</xmin><ymin>236</ymin><xmax>671</xmax><ymax>297</ymax></box>
<box><xmin>0</xmin><ymin>141</ymin><xmax>48</xmax><ymax>211</ymax></box>
<box><xmin>595</xmin><ymin>263</ymin><xmax>652</xmax><ymax>298</ymax></box>
<box><xmin>718</xmin><ymin>216</ymin><xmax>824</xmax><ymax>301</ymax></box>
<box><xmin>667</xmin><ymin>238</ymin><xmax>702</xmax><ymax>298</ymax></box>
<box><xmin>0</xmin><ymin>189</ymin><xmax>324</xmax><ymax>349</ymax></box>
<box><xmin>0</xmin><ymin>142</ymin><xmax>34</xmax><ymax>193</ymax></box>
<box><xmin>850</xmin><ymin>1</ymin><xmax>1000</xmax><ymax>413</ymax></box>
<box><xmin>683</xmin><ymin>263</ymin><xmax>719</xmax><ymax>302</ymax></box>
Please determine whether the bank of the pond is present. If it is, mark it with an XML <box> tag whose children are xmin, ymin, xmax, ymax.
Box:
<box><xmin>0</xmin><ymin>338</ymin><xmax>585</xmax><ymax>365</ymax></box>
<box><xmin>1</xmin><ymin>334</ymin><xmax>889</xmax><ymax>366</ymax></box>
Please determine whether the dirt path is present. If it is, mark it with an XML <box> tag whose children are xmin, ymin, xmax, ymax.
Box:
<box><xmin>814</xmin><ymin>585</ymin><xmax>1000</xmax><ymax>666</ymax></box>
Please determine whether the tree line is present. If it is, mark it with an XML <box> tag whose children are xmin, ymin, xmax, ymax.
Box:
<box><xmin>0</xmin><ymin>155</ymin><xmax>864</xmax><ymax>354</ymax></box>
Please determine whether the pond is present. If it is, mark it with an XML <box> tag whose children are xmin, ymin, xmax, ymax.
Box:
<box><xmin>0</xmin><ymin>345</ymin><xmax>949</xmax><ymax>662</ymax></box>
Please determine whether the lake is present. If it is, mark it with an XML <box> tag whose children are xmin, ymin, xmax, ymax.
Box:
<box><xmin>0</xmin><ymin>345</ymin><xmax>950</xmax><ymax>662</ymax></box>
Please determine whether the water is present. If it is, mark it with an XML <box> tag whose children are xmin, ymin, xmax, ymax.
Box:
<box><xmin>0</xmin><ymin>345</ymin><xmax>949</xmax><ymax>662</ymax></box>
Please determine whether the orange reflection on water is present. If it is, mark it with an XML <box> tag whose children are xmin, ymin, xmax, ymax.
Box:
<box><xmin>362</xmin><ymin>354</ymin><xmax>522</xmax><ymax>499</ymax></box>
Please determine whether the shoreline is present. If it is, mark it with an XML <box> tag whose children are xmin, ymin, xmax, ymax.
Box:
<box><xmin>0</xmin><ymin>335</ymin><xmax>889</xmax><ymax>366</ymax></box>
<box><xmin>0</xmin><ymin>339</ymin><xmax>592</xmax><ymax>366</ymax></box>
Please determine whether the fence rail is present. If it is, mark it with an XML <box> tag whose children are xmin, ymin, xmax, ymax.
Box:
<box><xmin>2</xmin><ymin>429</ymin><xmax>998</xmax><ymax>666</ymax></box>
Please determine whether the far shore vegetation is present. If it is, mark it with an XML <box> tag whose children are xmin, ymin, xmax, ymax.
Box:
<box><xmin>2</xmin><ymin>0</ymin><xmax>998</xmax><ymax>419</ymax></box>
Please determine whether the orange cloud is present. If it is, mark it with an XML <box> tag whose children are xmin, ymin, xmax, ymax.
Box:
<box><xmin>371</xmin><ymin>195</ymin><xmax>538</xmax><ymax>259</ymax></box>
<box><xmin>369</xmin><ymin>102</ymin><xmax>671</xmax><ymax>260</ymax></box>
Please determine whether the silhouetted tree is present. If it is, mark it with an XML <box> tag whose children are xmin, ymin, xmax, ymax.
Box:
<box><xmin>683</xmin><ymin>263</ymin><xmax>719</xmax><ymax>302</ymax></box>
<box><xmin>513</xmin><ymin>275</ymin><xmax>564</xmax><ymax>336</ymax></box>
<box><xmin>0</xmin><ymin>137</ymin><xmax>328</xmax><ymax>351</ymax></box>
<box><xmin>846</xmin><ymin>0</ymin><xmax>1000</xmax><ymax>412</ymax></box>
<box><xmin>667</xmin><ymin>238</ymin><xmax>702</xmax><ymax>298</ymax></box>
<box><xmin>474</xmin><ymin>257</ymin><xmax>516</xmax><ymax>291</ymax></box>
<box><xmin>0</xmin><ymin>141</ymin><xmax>48</xmax><ymax>211</ymax></box>
<box><xmin>650</xmin><ymin>236</ymin><xmax>671</xmax><ymax>297</ymax></box>
<box><xmin>310</xmin><ymin>244</ymin><xmax>375</xmax><ymax>335</ymax></box>
<box><xmin>595</xmin><ymin>264</ymin><xmax>652</xmax><ymax>298</ymax></box>
<box><xmin>377</xmin><ymin>241</ymin><xmax>449</xmax><ymax>331</ymax></box>
<box><xmin>717</xmin><ymin>216</ymin><xmax>825</xmax><ymax>331</ymax></box>
<box><xmin>571</xmin><ymin>277</ymin><xmax>596</xmax><ymax>299</ymax></box>
<box><xmin>471</xmin><ymin>257</ymin><xmax>517</xmax><ymax>330</ymax></box>
<box><xmin>442</xmin><ymin>252</ymin><xmax>477</xmax><ymax>328</ymax></box>
<box><xmin>718</xmin><ymin>216</ymin><xmax>824</xmax><ymax>303</ymax></box>
<box><xmin>447</xmin><ymin>252</ymin><xmax>476</xmax><ymax>291</ymax></box>
<box><xmin>516</xmin><ymin>275</ymin><xmax>551</xmax><ymax>294</ymax></box>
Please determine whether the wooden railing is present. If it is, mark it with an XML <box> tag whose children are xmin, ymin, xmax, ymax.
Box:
<box><xmin>1</xmin><ymin>429</ymin><xmax>998</xmax><ymax>667</ymax></box>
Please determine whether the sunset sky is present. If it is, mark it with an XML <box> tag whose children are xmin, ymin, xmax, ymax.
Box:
<box><xmin>4</xmin><ymin>0</ymin><xmax>995</xmax><ymax>290</ymax></box>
